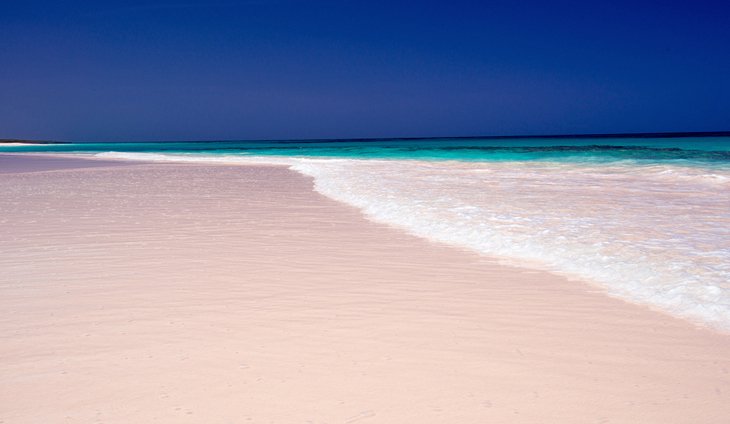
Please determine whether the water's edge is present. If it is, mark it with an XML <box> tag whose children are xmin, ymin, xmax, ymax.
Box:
<box><xmin>65</xmin><ymin>151</ymin><xmax>728</xmax><ymax>333</ymax></box>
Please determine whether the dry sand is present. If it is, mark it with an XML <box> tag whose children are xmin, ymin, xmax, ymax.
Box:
<box><xmin>1</xmin><ymin>155</ymin><xmax>729</xmax><ymax>423</ymax></box>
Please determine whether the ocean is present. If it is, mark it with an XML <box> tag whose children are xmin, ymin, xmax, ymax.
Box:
<box><xmin>3</xmin><ymin>135</ymin><xmax>729</xmax><ymax>330</ymax></box>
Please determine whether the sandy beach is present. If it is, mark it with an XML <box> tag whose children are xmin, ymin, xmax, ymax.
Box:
<box><xmin>1</xmin><ymin>154</ymin><xmax>729</xmax><ymax>423</ymax></box>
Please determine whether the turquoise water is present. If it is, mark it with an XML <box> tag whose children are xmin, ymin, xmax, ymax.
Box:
<box><xmin>3</xmin><ymin>136</ymin><xmax>730</xmax><ymax>166</ymax></box>
<box><xmin>3</xmin><ymin>135</ymin><xmax>730</xmax><ymax>330</ymax></box>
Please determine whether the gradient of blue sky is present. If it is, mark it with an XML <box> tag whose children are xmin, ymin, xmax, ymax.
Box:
<box><xmin>1</xmin><ymin>0</ymin><xmax>728</xmax><ymax>141</ymax></box>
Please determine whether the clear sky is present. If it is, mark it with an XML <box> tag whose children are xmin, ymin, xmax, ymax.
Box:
<box><xmin>1</xmin><ymin>0</ymin><xmax>728</xmax><ymax>141</ymax></box>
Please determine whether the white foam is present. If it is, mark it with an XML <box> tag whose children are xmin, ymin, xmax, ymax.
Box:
<box><xmin>95</xmin><ymin>151</ymin><xmax>730</xmax><ymax>330</ymax></box>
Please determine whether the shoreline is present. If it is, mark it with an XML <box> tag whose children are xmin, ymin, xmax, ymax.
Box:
<box><xmin>21</xmin><ymin>151</ymin><xmax>730</xmax><ymax>332</ymax></box>
<box><xmin>2</xmin><ymin>152</ymin><xmax>728</xmax><ymax>336</ymax></box>
<box><xmin>1</xmin><ymin>154</ymin><xmax>729</xmax><ymax>423</ymax></box>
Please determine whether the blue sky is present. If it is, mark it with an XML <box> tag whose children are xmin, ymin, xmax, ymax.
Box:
<box><xmin>1</xmin><ymin>0</ymin><xmax>728</xmax><ymax>141</ymax></box>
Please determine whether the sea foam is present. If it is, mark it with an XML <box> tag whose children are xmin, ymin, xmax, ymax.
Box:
<box><xmin>96</xmin><ymin>151</ymin><xmax>730</xmax><ymax>330</ymax></box>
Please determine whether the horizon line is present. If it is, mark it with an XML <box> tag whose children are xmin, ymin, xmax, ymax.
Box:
<box><xmin>2</xmin><ymin>130</ymin><xmax>730</xmax><ymax>144</ymax></box>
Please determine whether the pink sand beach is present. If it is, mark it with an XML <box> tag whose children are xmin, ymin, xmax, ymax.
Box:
<box><xmin>1</xmin><ymin>154</ymin><xmax>729</xmax><ymax>423</ymax></box>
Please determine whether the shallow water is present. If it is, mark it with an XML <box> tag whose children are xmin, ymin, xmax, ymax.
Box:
<box><xmin>291</xmin><ymin>158</ymin><xmax>730</xmax><ymax>329</ymax></box>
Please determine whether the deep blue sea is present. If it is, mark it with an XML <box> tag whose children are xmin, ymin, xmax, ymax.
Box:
<box><xmin>3</xmin><ymin>135</ymin><xmax>729</xmax><ymax>329</ymax></box>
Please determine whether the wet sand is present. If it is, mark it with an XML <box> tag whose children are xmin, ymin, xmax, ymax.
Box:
<box><xmin>1</xmin><ymin>155</ymin><xmax>729</xmax><ymax>423</ymax></box>
<box><xmin>0</xmin><ymin>153</ymin><xmax>141</xmax><ymax>174</ymax></box>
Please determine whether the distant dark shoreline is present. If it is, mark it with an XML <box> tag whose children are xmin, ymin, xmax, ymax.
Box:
<box><xmin>2</xmin><ymin>130</ymin><xmax>729</xmax><ymax>144</ymax></box>
<box><xmin>0</xmin><ymin>139</ymin><xmax>70</xmax><ymax>144</ymax></box>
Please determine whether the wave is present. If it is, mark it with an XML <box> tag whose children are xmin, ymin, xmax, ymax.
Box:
<box><xmin>95</xmin><ymin>151</ymin><xmax>730</xmax><ymax>331</ymax></box>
